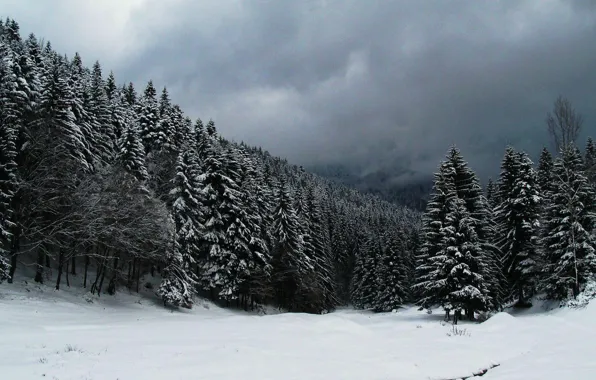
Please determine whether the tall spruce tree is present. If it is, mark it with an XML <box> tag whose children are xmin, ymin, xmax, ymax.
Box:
<box><xmin>495</xmin><ymin>150</ymin><xmax>542</xmax><ymax>304</ymax></box>
<box><xmin>414</xmin><ymin>159</ymin><xmax>457</xmax><ymax>309</ymax></box>
<box><xmin>542</xmin><ymin>147</ymin><xmax>596</xmax><ymax>299</ymax></box>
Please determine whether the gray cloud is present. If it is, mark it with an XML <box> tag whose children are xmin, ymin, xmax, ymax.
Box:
<box><xmin>5</xmin><ymin>0</ymin><xmax>596</xmax><ymax>182</ymax></box>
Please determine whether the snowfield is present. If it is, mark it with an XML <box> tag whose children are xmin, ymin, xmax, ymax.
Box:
<box><xmin>1</xmin><ymin>281</ymin><xmax>595</xmax><ymax>380</ymax></box>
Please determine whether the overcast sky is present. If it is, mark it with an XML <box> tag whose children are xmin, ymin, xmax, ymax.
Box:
<box><xmin>4</xmin><ymin>0</ymin><xmax>596</xmax><ymax>182</ymax></box>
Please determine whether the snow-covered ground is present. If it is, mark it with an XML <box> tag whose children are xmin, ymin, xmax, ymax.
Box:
<box><xmin>1</xmin><ymin>279</ymin><xmax>595</xmax><ymax>380</ymax></box>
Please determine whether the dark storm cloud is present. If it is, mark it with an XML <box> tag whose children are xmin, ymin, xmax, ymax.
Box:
<box><xmin>6</xmin><ymin>0</ymin><xmax>596</xmax><ymax>182</ymax></box>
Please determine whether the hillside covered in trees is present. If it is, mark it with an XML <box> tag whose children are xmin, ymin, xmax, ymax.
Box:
<box><xmin>0</xmin><ymin>18</ymin><xmax>421</xmax><ymax>314</ymax></box>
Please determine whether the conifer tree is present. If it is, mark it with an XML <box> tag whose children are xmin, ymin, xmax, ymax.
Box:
<box><xmin>445</xmin><ymin>147</ymin><xmax>504</xmax><ymax>310</ymax></box>
<box><xmin>414</xmin><ymin>159</ymin><xmax>457</xmax><ymax>309</ymax></box>
<box><xmin>486</xmin><ymin>178</ymin><xmax>497</xmax><ymax>208</ymax></box>
<box><xmin>137</xmin><ymin>81</ymin><xmax>159</xmax><ymax>154</ymax></box>
<box><xmin>373</xmin><ymin>232</ymin><xmax>408</xmax><ymax>312</ymax></box>
<box><xmin>90</xmin><ymin>61</ymin><xmax>114</xmax><ymax>162</ymax></box>
<box><xmin>116</xmin><ymin>122</ymin><xmax>149</xmax><ymax>182</ymax></box>
<box><xmin>170</xmin><ymin>149</ymin><xmax>203</xmax><ymax>268</ymax></box>
<box><xmin>584</xmin><ymin>137</ymin><xmax>596</xmax><ymax>183</ymax></box>
<box><xmin>270</xmin><ymin>178</ymin><xmax>311</xmax><ymax>310</ymax></box>
<box><xmin>542</xmin><ymin>147</ymin><xmax>596</xmax><ymax>299</ymax></box>
<box><xmin>495</xmin><ymin>150</ymin><xmax>542</xmax><ymax>304</ymax></box>
<box><xmin>158</xmin><ymin>243</ymin><xmax>196</xmax><ymax>308</ymax></box>
<box><xmin>439</xmin><ymin>197</ymin><xmax>490</xmax><ymax>320</ymax></box>
<box><xmin>537</xmin><ymin>147</ymin><xmax>554</xmax><ymax>195</ymax></box>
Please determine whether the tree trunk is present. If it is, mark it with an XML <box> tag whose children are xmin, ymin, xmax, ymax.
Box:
<box><xmin>127</xmin><ymin>260</ymin><xmax>132</xmax><ymax>289</ymax></box>
<box><xmin>8</xmin><ymin>226</ymin><xmax>20</xmax><ymax>283</ymax></box>
<box><xmin>83</xmin><ymin>256</ymin><xmax>90</xmax><ymax>288</ymax></box>
<box><xmin>136</xmin><ymin>259</ymin><xmax>141</xmax><ymax>293</ymax></box>
<box><xmin>97</xmin><ymin>262</ymin><xmax>108</xmax><ymax>296</ymax></box>
<box><xmin>55</xmin><ymin>249</ymin><xmax>64</xmax><ymax>290</ymax></box>
<box><xmin>91</xmin><ymin>259</ymin><xmax>105</xmax><ymax>294</ymax></box>
<box><xmin>65</xmin><ymin>258</ymin><xmax>70</xmax><ymax>287</ymax></box>
<box><xmin>45</xmin><ymin>252</ymin><xmax>51</xmax><ymax>268</ymax></box>
<box><xmin>71</xmin><ymin>256</ymin><xmax>76</xmax><ymax>275</ymax></box>
<box><xmin>107</xmin><ymin>256</ymin><xmax>120</xmax><ymax>295</ymax></box>
<box><xmin>34</xmin><ymin>250</ymin><xmax>45</xmax><ymax>283</ymax></box>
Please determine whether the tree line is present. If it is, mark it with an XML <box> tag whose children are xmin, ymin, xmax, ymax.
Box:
<box><xmin>413</xmin><ymin>96</ymin><xmax>596</xmax><ymax>323</ymax></box>
<box><xmin>0</xmin><ymin>18</ymin><xmax>421</xmax><ymax>313</ymax></box>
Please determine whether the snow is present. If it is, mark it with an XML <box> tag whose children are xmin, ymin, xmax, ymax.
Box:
<box><xmin>1</xmin><ymin>281</ymin><xmax>595</xmax><ymax>379</ymax></box>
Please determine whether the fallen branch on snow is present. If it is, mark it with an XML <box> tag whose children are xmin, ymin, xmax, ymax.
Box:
<box><xmin>432</xmin><ymin>363</ymin><xmax>500</xmax><ymax>380</ymax></box>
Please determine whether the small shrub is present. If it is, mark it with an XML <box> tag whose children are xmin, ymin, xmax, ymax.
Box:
<box><xmin>144</xmin><ymin>282</ymin><xmax>154</xmax><ymax>290</ymax></box>
<box><xmin>39</xmin><ymin>357</ymin><xmax>47</xmax><ymax>364</ymax></box>
<box><xmin>416</xmin><ymin>325</ymin><xmax>422</xmax><ymax>329</ymax></box>
<box><xmin>64</xmin><ymin>344</ymin><xmax>83</xmax><ymax>353</ymax></box>
<box><xmin>446</xmin><ymin>325</ymin><xmax>470</xmax><ymax>337</ymax></box>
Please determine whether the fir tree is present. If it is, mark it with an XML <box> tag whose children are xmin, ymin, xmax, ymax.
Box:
<box><xmin>116</xmin><ymin>122</ymin><xmax>149</xmax><ymax>182</ymax></box>
<box><xmin>373</xmin><ymin>232</ymin><xmax>408</xmax><ymax>312</ymax></box>
<box><xmin>414</xmin><ymin>159</ymin><xmax>457</xmax><ymax>309</ymax></box>
<box><xmin>158</xmin><ymin>242</ymin><xmax>196</xmax><ymax>309</ymax></box>
<box><xmin>137</xmin><ymin>81</ymin><xmax>159</xmax><ymax>154</ymax></box>
<box><xmin>537</xmin><ymin>147</ymin><xmax>554</xmax><ymax>195</ymax></box>
<box><xmin>584</xmin><ymin>137</ymin><xmax>596</xmax><ymax>183</ymax></box>
<box><xmin>486</xmin><ymin>178</ymin><xmax>497</xmax><ymax>208</ymax></box>
<box><xmin>270</xmin><ymin>178</ymin><xmax>311</xmax><ymax>310</ymax></box>
<box><xmin>495</xmin><ymin>150</ymin><xmax>542</xmax><ymax>304</ymax></box>
<box><xmin>542</xmin><ymin>147</ymin><xmax>596</xmax><ymax>299</ymax></box>
<box><xmin>439</xmin><ymin>197</ymin><xmax>490</xmax><ymax>321</ymax></box>
<box><xmin>170</xmin><ymin>149</ymin><xmax>203</xmax><ymax>268</ymax></box>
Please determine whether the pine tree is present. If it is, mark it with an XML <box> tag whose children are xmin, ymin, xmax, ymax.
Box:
<box><xmin>494</xmin><ymin>150</ymin><xmax>542</xmax><ymax>304</ymax></box>
<box><xmin>414</xmin><ymin>159</ymin><xmax>457</xmax><ymax>309</ymax></box>
<box><xmin>158</xmin><ymin>243</ymin><xmax>196</xmax><ymax>309</ymax></box>
<box><xmin>170</xmin><ymin>149</ymin><xmax>203</xmax><ymax>268</ymax></box>
<box><xmin>116</xmin><ymin>121</ymin><xmax>149</xmax><ymax>182</ymax></box>
<box><xmin>445</xmin><ymin>147</ymin><xmax>504</xmax><ymax>310</ymax></box>
<box><xmin>89</xmin><ymin>61</ymin><xmax>114</xmax><ymax>162</ymax></box>
<box><xmin>137</xmin><ymin>81</ymin><xmax>159</xmax><ymax>154</ymax></box>
<box><xmin>305</xmin><ymin>185</ymin><xmax>338</xmax><ymax>311</ymax></box>
<box><xmin>486</xmin><ymin>178</ymin><xmax>497</xmax><ymax>208</ymax></box>
<box><xmin>542</xmin><ymin>147</ymin><xmax>596</xmax><ymax>299</ymax></box>
<box><xmin>373</xmin><ymin>232</ymin><xmax>408</xmax><ymax>312</ymax></box>
<box><xmin>439</xmin><ymin>197</ymin><xmax>490</xmax><ymax>320</ymax></box>
<box><xmin>0</xmin><ymin>41</ymin><xmax>19</xmax><ymax>282</ymax></box>
<box><xmin>537</xmin><ymin>147</ymin><xmax>554</xmax><ymax>195</ymax></box>
<box><xmin>270</xmin><ymin>178</ymin><xmax>311</xmax><ymax>310</ymax></box>
<box><xmin>584</xmin><ymin>137</ymin><xmax>596</xmax><ymax>183</ymax></box>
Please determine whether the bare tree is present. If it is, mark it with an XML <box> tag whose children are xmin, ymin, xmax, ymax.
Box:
<box><xmin>546</xmin><ymin>95</ymin><xmax>583</xmax><ymax>152</ymax></box>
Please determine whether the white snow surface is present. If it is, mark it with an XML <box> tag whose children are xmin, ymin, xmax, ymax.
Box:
<box><xmin>1</xmin><ymin>281</ymin><xmax>595</xmax><ymax>379</ymax></box>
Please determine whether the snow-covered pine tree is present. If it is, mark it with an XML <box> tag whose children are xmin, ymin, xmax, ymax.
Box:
<box><xmin>158</xmin><ymin>240</ymin><xmax>197</xmax><ymax>309</ymax></box>
<box><xmin>137</xmin><ymin>81</ymin><xmax>160</xmax><ymax>154</ymax></box>
<box><xmin>414</xmin><ymin>159</ymin><xmax>457</xmax><ymax>309</ymax></box>
<box><xmin>537</xmin><ymin>147</ymin><xmax>554</xmax><ymax>195</ymax></box>
<box><xmin>105</xmin><ymin>71</ymin><xmax>126</xmax><ymax>144</ymax></box>
<box><xmin>440</xmin><ymin>196</ymin><xmax>491</xmax><ymax>321</ymax></box>
<box><xmin>0</xmin><ymin>41</ymin><xmax>19</xmax><ymax>282</ymax></box>
<box><xmin>155</xmin><ymin>87</ymin><xmax>175</xmax><ymax>152</ymax></box>
<box><xmin>116</xmin><ymin>121</ymin><xmax>149</xmax><ymax>182</ymax></box>
<box><xmin>89</xmin><ymin>61</ymin><xmax>115</xmax><ymax>163</ymax></box>
<box><xmin>486</xmin><ymin>178</ymin><xmax>497</xmax><ymax>208</ymax></box>
<box><xmin>270</xmin><ymin>177</ymin><xmax>311</xmax><ymax>310</ymax></box>
<box><xmin>234</xmin><ymin>146</ymin><xmax>272</xmax><ymax>306</ymax></box>
<box><xmin>494</xmin><ymin>149</ymin><xmax>542</xmax><ymax>304</ymax></box>
<box><xmin>304</xmin><ymin>184</ymin><xmax>339</xmax><ymax>311</ymax></box>
<box><xmin>542</xmin><ymin>146</ymin><xmax>596</xmax><ymax>299</ymax></box>
<box><xmin>373</xmin><ymin>231</ymin><xmax>408</xmax><ymax>312</ymax></box>
<box><xmin>124</xmin><ymin>82</ymin><xmax>136</xmax><ymax>106</ymax></box>
<box><xmin>445</xmin><ymin>147</ymin><xmax>504</xmax><ymax>311</ymax></box>
<box><xmin>170</xmin><ymin>149</ymin><xmax>203</xmax><ymax>269</ymax></box>
<box><xmin>350</xmin><ymin>231</ymin><xmax>380</xmax><ymax>309</ymax></box>
<box><xmin>584</xmin><ymin>137</ymin><xmax>596</xmax><ymax>184</ymax></box>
